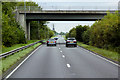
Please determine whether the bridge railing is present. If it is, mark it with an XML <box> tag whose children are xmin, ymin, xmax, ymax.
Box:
<box><xmin>16</xmin><ymin>6</ymin><xmax>42</xmax><ymax>11</ymax></box>
<box><xmin>16</xmin><ymin>6</ymin><xmax>118</xmax><ymax>11</ymax></box>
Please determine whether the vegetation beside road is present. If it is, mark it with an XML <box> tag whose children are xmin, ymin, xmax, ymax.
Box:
<box><xmin>30</xmin><ymin>21</ymin><xmax>54</xmax><ymax>40</ymax></box>
<box><xmin>66</xmin><ymin>11</ymin><xmax>120</xmax><ymax>54</ymax></box>
<box><xmin>2</xmin><ymin>2</ymin><xmax>54</xmax><ymax>47</ymax></box>
<box><xmin>1</xmin><ymin>43</ymin><xmax>41</xmax><ymax>73</ymax></box>
<box><xmin>77</xmin><ymin>42</ymin><xmax>119</xmax><ymax>62</ymax></box>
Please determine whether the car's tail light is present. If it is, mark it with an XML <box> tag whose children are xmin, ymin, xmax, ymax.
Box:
<box><xmin>54</xmin><ymin>41</ymin><xmax>56</xmax><ymax>43</ymax></box>
<box><xmin>74</xmin><ymin>41</ymin><xmax>76</xmax><ymax>43</ymax></box>
<box><xmin>67</xmin><ymin>41</ymin><xmax>70</xmax><ymax>42</ymax></box>
<box><xmin>47</xmin><ymin>41</ymin><xmax>49</xmax><ymax>43</ymax></box>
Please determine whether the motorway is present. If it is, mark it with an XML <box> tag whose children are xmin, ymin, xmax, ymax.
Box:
<box><xmin>8</xmin><ymin>35</ymin><xmax>118</xmax><ymax>78</ymax></box>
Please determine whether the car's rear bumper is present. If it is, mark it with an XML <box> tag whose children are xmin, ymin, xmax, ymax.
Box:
<box><xmin>47</xmin><ymin>43</ymin><xmax>56</xmax><ymax>45</ymax></box>
<box><xmin>66</xmin><ymin>43</ymin><xmax>77</xmax><ymax>45</ymax></box>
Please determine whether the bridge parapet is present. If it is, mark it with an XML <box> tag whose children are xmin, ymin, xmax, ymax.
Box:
<box><xmin>16</xmin><ymin>6</ymin><xmax>118</xmax><ymax>12</ymax></box>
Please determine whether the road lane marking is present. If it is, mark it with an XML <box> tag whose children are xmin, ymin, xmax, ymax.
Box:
<box><xmin>90</xmin><ymin>52</ymin><xmax>120</xmax><ymax>67</ymax></box>
<box><xmin>60</xmin><ymin>51</ymin><xmax>62</xmax><ymax>53</ymax></box>
<box><xmin>80</xmin><ymin>47</ymin><xmax>120</xmax><ymax>67</ymax></box>
<box><xmin>59</xmin><ymin>48</ymin><xmax>61</xmax><ymax>49</ymax></box>
<box><xmin>5</xmin><ymin>45</ymin><xmax>43</xmax><ymax>79</ymax></box>
<box><xmin>67</xmin><ymin>64</ymin><xmax>71</xmax><ymax>68</ymax></box>
<box><xmin>62</xmin><ymin>54</ymin><xmax>65</xmax><ymax>58</ymax></box>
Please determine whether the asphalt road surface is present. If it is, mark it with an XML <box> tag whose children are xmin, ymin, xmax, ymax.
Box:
<box><xmin>8</xmin><ymin>35</ymin><xmax>118</xmax><ymax>78</ymax></box>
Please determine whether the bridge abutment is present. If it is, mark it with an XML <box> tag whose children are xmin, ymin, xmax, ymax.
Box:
<box><xmin>17</xmin><ymin>13</ymin><xmax>30</xmax><ymax>40</ymax></box>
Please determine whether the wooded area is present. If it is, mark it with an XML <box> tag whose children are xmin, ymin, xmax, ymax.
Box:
<box><xmin>66</xmin><ymin>11</ymin><xmax>120</xmax><ymax>53</ymax></box>
<box><xmin>2</xmin><ymin>2</ymin><xmax>54</xmax><ymax>47</ymax></box>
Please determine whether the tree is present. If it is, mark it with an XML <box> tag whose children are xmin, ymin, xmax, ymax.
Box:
<box><xmin>89</xmin><ymin>11</ymin><xmax>120</xmax><ymax>53</ymax></box>
<box><xmin>76</xmin><ymin>25</ymin><xmax>89</xmax><ymax>41</ymax></box>
<box><xmin>82</xmin><ymin>28</ymin><xmax>90</xmax><ymax>44</ymax></box>
<box><xmin>69</xmin><ymin>28</ymin><xmax>76</xmax><ymax>37</ymax></box>
<box><xmin>2</xmin><ymin>1</ymin><xmax>42</xmax><ymax>47</ymax></box>
<box><xmin>59</xmin><ymin>32</ymin><xmax>65</xmax><ymax>35</ymax></box>
<box><xmin>49</xmin><ymin>31</ymin><xmax>54</xmax><ymax>38</ymax></box>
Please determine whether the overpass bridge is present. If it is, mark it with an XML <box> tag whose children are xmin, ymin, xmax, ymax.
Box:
<box><xmin>14</xmin><ymin>6</ymin><xmax>117</xmax><ymax>40</ymax></box>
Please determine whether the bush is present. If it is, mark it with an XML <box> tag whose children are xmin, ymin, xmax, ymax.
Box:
<box><xmin>82</xmin><ymin>30</ymin><xmax>90</xmax><ymax>44</ymax></box>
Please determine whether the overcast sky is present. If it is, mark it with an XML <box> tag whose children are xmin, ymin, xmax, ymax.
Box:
<box><xmin>26</xmin><ymin>0</ymin><xmax>119</xmax><ymax>33</ymax></box>
<box><xmin>47</xmin><ymin>21</ymin><xmax>95</xmax><ymax>33</ymax></box>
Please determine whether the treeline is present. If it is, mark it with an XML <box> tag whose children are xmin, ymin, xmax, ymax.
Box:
<box><xmin>30</xmin><ymin>21</ymin><xmax>54</xmax><ymax>40</ymax></box>
<box><xmin>2</xmin><ymin>2</ymin><xmax>26</xmax><ymax>47</ymax></box>
<box><xmin>2</xmin><ymin>2</ymin><xmax>54</xmax><ymax>47</ymax></box>
<box><xmin>66</xmin><ymin>11</ymin><xmax>120</xmax><ymax>53</ymax></box>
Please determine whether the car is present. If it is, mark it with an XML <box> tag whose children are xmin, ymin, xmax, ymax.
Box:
<box><xmin>54</xmin><ymin>37</ymin><xmax>58</xmax><ymax>40</ymax></box>
<box><xmin>66</xmin><ymin>38</ymin><xmax>77</xmax><ymax>47</ymax></box>
<box><xmin>47</xmin><ymin>38</ymin><xmax>57</xmax><ymax>46</ymax></box>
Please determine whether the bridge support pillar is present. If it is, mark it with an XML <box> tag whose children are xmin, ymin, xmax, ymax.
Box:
<box><xmin>26</xmin><ymin>21</ymin><xmax>30</xmax><ymax>40</ymax></box>
<box><xmin>18</xmin><ymin>14</ymin><xmax>28</xmax><ymax>40</ymax></box>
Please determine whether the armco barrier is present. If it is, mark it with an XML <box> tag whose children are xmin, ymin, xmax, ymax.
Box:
<box><xmin>0</xmin><ymin>40</ymin><xmax>43</xmax><ymax>59</ymax></box>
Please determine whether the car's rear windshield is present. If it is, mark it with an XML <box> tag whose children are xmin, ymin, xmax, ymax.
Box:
<box><xmin>49</xmin><ymin>39</ymin><xmax>55</xmax><ymax>40</ymax></box>
<box><xmin>68</xmin><ymin>38</ymin><xmax>75</xmax><ymax>40</ymax></box>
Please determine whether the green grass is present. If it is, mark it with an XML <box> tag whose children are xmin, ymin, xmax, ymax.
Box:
<box><xmin>2</xmin><ymin>40</ymin><xmax>39</xmax><ymax>53</ymax></box>
<box><xmin>77</xmin><ymin>42</ymin><xmax>119</xmax><ymax>62</ymax></box>
<box><xmin>1</xmin><ymin>43</ymin><xmax>41</xmax><ymax>73</ymax></box>
<box><xmin>51</xmin><ymin>35</ymin><xmax>58</xmax><ymax>39</ymax></box>
<box><xmin>62</xmin><ymin>35</ymin><xmax>66</xmax><ymax>39</ymax></box>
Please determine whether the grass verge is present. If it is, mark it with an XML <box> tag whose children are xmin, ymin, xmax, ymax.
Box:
<box><xmin>2</xmin><ymin>40</ymin><xmax>39</xmax><ymax>53</ymax></box>
<box><xmin>1</xmin><ymin>43</ymin><xmax>41</xmax><ymax>73</ymax></box>
<box><xmin>62</xmin><ymin>35</ymin><xmax>66</xmax><ymax>39</ymax></box>
<box><xmin>51</xmin><ymin>35</ymin><xmax>58</xmax><ymax>39</ymax></box>
<box><xmin>77</xmin><ymin>42</ymin><xmax>119</xmax><ymax>62</ymax></box>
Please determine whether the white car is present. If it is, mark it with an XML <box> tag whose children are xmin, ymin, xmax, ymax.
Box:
<box><xmin>66</xmin><ymin>38</ymin><xmax>77</xmax><ymax>47</ymax></box>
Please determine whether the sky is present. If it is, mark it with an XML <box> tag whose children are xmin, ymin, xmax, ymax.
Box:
<box><xmin>47</xmin><ymin>21</ymin><xmax>95</xmax><ymax>33</ymax></box>
<box><xmin>25</xmin><ymin>0</ymin><xmax>119</xmax><ymax>33</ymax></box>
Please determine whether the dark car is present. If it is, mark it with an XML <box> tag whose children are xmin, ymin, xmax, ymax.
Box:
<box><xmin>54</xmin><ymin>37</ymin><xmax>58</xmax><ymax>40</ymax></box>
<box><xmin>66</xmin><ymin>38</ymin><xmax>77</xmax><ymax>47</ymax></box>
<box><xmin>47</xmin><ymin>38</ymin><xmax>57</xmax><ymax>46</ymax></box>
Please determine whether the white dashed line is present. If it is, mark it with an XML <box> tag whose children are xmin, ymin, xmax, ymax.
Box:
<box><xmin>60</xmin><ymin>51</ymin><xmax>62</xmax><ymax>53</ymax></box>
<box><xmin>5</xmin><ymin>45</ymin><xmax>42</xmax><ymax>79</ymax></box>
<box><xmin>59</xmin><ymin>48</ymin><xmax>61</xmax><ymax>49</ymax></box>
<box><xmin>67</xmin><ymin>64</ymin><xmax>71</xmax><ymax>68</ymax></box>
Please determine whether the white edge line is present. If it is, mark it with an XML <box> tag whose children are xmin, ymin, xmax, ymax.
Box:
<box><xmin>81</xmin><ymin>47</ymin><xmax>120</xmax><ymax>67</ymax></box>
<box><xmin>67</xmin><ymin>64</ymin><xmax>71</xmax><ymax>68</ymax></box>
<box><xmin>5</xmin><ymin>45</ymin><xmax>42</xmax><ymax>79</ymax></box>
<box><xmin>91</xmin><ymin>52</ymin><xmax>120</xmax><ymax>67</ymax></box>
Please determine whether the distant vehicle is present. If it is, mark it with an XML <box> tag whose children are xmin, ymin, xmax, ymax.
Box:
<box><xmin>54</xmin><ymin>37</ymin><xmax>58</xmax><ymax>40</ymax></box>
<box><xmin>66</xmin><ymin>38</ymin><xmax>77</xmax><ymax>47</ymax></box>
<box><xmin>47</xmin><ymin>38</ymin><xmax>57</xmax><ymax>46</ymax></box>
